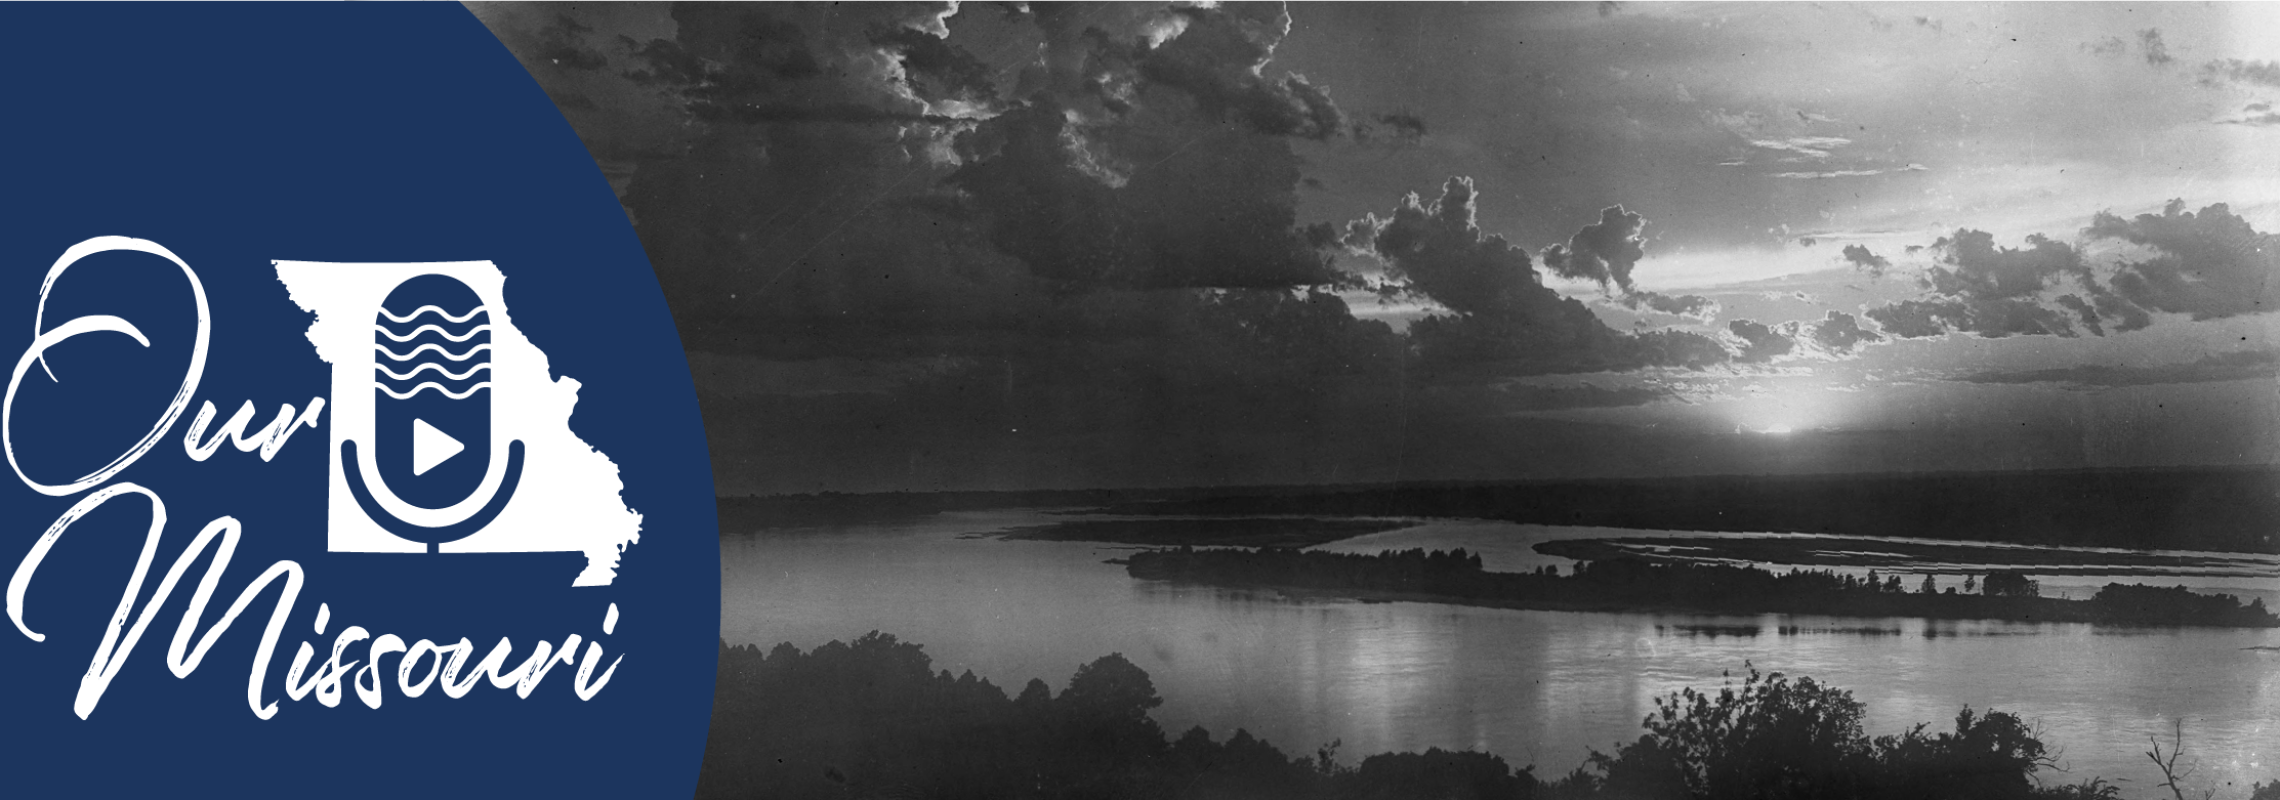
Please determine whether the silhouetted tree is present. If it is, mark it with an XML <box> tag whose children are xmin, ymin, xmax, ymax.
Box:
<box><xmin>1577</xmin><ymin>666</ymin><xmax>1871</xmax><ymax>800</ymax></box>
<box><xmin>1546</xmin><ymin>666</ymin><xmax>2116</xmax><ymax>800</ymax></box>
<box><xmin>1345</xmin><ymin>749</ymin><xmax>1535</xmax><ymax>800</ymax></box>
<box><xmin>703</xmin><ymin>635</ymin><xmax>2195</xmax><ymax>800</ymax></box>
<box><xmin>1063</xmin><ymin>652</ymin><xmax>1164</xmax><ymax>723</ymax></box>
<box><xmin>1873</xmin><ymin>706</ymin><xmax>2056</xmax><ymax>799</ymax></box>
<box><xmin>1983</xmin><ymin>571</ymin><xmax>2039</xmax><ymax>598</ymax></box>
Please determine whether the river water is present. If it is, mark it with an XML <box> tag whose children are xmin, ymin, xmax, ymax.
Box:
<box><xmin>721</xmin><ymin>510</ymin><xmax>2280</xmax><ymax>795</ymax></box>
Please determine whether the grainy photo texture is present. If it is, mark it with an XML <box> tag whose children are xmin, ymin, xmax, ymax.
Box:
<box><xmin>477</xmin><ymin>3</ymin><xmax>2280</xmax><ymax>798</ymax></box>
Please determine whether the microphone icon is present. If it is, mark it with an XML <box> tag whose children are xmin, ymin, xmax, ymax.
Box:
<box><xmin>340</xmin><ymin>274</ymin><xmax>524</xmax><ymax>553</ymax></box>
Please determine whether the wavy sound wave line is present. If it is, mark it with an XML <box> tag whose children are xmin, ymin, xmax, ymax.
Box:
<box><xmin>377</xmin><ymin>304</ymin><xmax>487</xmax><ymax>324</ymax></box>
<box><xmin>374</xmin><ymin>362</ymin><xmax>492</xmax><ymax>381</ymax></box>
<box><xmin>377</xmin><ymin>314</ymin><xmax>485</xmax><ymax>333</ymax></box>
<box><xmin>374</xmin><ymin>323</ymin><xmax>492</xmax><ymax>343</ymax></box>
<box><xmin>377</xmin><ymin>381</ymin><xmax>493</xmax><ymax>400</ymax></box>
<box><xmin>376</xmin><ymin>342</ymin><xmax>492</xmax><ymax>362</ymax></box>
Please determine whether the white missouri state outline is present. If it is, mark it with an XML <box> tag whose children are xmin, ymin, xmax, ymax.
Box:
<box><xmin>276</xmin><ymin>260</ymin><xmax>642</xmax><ymax>587</ymax></box>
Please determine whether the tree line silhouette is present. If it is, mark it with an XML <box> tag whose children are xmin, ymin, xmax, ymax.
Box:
<box><xmin>698</xmin><ymin>633</ymin><xmax>2278</xmax><ymax>799</ymax></box>
<box><xmin>720</xmin><ymin>466</ymin><xmax>2280</xmax><ymax>554</ymax></box>
<box><xmin>1119</xmin><ymin>547</ymin><xmax>2277</xmax><ymax>628</ymax></box>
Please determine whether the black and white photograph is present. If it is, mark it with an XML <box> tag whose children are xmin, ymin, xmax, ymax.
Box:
<box><xmin>478</xmin><ymin>3</ymin><xmax>2280</xmax><ymax>797</ymax></box>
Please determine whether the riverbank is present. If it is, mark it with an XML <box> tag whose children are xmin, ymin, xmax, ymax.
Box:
<box><xmin>713</xmin><ymin>465</ymin><xmax>2280</xmax><ymax>555</ymax></box>
<box><xmin>1123</xmin><ymin>547</ymin><xmax>2280</xmax><ymax>628</ymax></box>
<box><xmin>1532</xmin><ymin>535</ymin><xmax>2280</xmax><ymax>578</ymax></box>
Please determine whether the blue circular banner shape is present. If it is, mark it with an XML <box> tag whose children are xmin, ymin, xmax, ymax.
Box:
<box><xmin>0</xmin><ymin>3</ymin><xmax>718</xmax><ymax>795</ymax></box>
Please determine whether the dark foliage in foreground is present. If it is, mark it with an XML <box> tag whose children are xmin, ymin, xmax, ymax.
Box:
<box><xmin>1545</xmin><ymin>668</ymin><xmax>2107</xmax><ymax>800</ymax></box>
<box><xmin>1121</xmin><ymin>548</ymin><xmax>2278</xmax><ymax>628</ymax></box>
<box><xmin>697</xmin><ymin>634</ymin><xmax>2205</xmax><ymax>800</ymax></box>
<box><xmin>700</xmin><ymin>632</ymin><xmax>1413</xmax><ymax>799</ymax></box>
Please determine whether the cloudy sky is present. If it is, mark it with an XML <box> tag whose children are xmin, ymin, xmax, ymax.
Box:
<box><xmin>476</xmin><ymin>2</ymin><xmax>2280</xmax><ymax>495</ymax></box>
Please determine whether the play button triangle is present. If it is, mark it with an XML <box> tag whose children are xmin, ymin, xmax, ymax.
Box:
<box><xmin>412</xmin><ymin>418</ymin><xmax>464</xmax><ymax>476</ymax></box>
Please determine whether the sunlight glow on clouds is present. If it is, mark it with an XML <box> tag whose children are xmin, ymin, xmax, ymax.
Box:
<box><xmin>482</xmin><ymin>0</ymin><xmax>2280</xmax><ymax>490</ymax></box>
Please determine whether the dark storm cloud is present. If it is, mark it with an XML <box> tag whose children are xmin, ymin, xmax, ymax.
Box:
<box><xmin>2092</xmin><ymin>291</ymin><xmax>2154</xmax><ymax>334</ymax></box>
<box><xmin>486</xmin><ymin>2</ymin><xmax>1476</xmax><ymax>493</ymax></box>
<box><xmin>687</xmin><ymin>103</ymin><xmax>970</xmax><ymax>125</ymax></box>
<box><xmin>481</xmin><ymin>3</ymin><xmax>2280</xmax><ymax>494</ymax></box>
<box><xmin>1087</xmin><ymin>2</ymin><xmax>1348</xmax><ymax>140</ymax></box>
<box><xmin>1352</xmin><ymin>112</ymin><xmax>1427</xmax><ymax>147</ymax></box>
<box><xmin>584</xmin><ymin>3</ymin><xmax>1029</xmax><ymax>360</ymax></box>
<box><xmin>2137</xmin><ymin>29</ymin><xmax>2173</xmax><ymax>67</ymax></box>
<box><xmin>1865</xmin><ymin>297</ymin><xmax>2081</xmax><ymax>339</ymax></box>
<box><xmin>1334</xmin><ymin>215</ymin><xmax>1382</xmax><ymax>252</ymax></box>
<box><xmin>2199</xmin><ymin>58</ymin><xmax>2280</xmax><ymax>89</ymax></box>
<box><xmin>1351</xmin><ymin>177</ymin><xmax>1541</xmax><ymax>316</ymax></box>
<box><xmin>1352</xmin><ymin>177</ymin><xmax>1731</xmax><ymax>375</ymax></box>
<box><xmin>1722</xmin><ymin>312</ymin><xmax>1884</xmax><ymax>364</ymax></box>
<box><xmin>1619</xmin><ymin>290</ymin><xmax>1718</xmax><ymax>321</ymax></box>
<box><xmin>607</xmin><ymin>2</ymin><xmax>1012</xmax><ymax>129</ymax></box>
<box><xmin>1951</xmin><ymin>350</ymin><xmax>2280</xmax><ymax>388</ymax></box>
<box><xmin>1728</xmin><ymin>319</ymin><xmax>1798</xmax><ymax>363</ymax></box>
<box><xmin>1920</xmin><ymin>230</ymin><xmax>2084</xmax><ymax>300</ymax></box>
<box><xmin>1862</xmin><ymin>229</ymin><xmax>2098</xmax><ymax>338</ymax></box>
<box><xmin>1809</xmin><ymin>311</ymin><xmax>1883</xmax><ymax>354</ymax></box>
<box><xmin>621</xmin><ymin>6</ymin><xmax>826</xmax><ymax>93</ymax></box>
<box><xmin>1026</xmin><ymin>5</ymin><xmax>1296</xmax><ymax>120</ymax></box>
<box><xmin>2085</xmin><ymin>200</ymin><xmax>2280</xmax><ymax>321</ymax></box>
<box><xmin>588</xmin><ymin>0</ymin><xmax>1374</xmax><ymax>360</ymax></box>
<box><xmin>1965</xmin><ymin>299</ymin><xmax>2085</xmax><ymax>338</ymax></box>
<box><xmin>534</xmin><ymin>13</ymin><xmax>609</xmax><ymax>71</ymax></box>
<box><xmin>474</xmin><ymin>4</ymin><xmax>699</xmax><ymax>165</ymax></box>
<box><xmin>1540</xmin><ymin>205</ymin><xmax>1647</xmax><ymax>291</ymax></box>
<box><xmin>1076</xmin><ymin>0</ymin><xmax>1358</xmax><ymax>145</ymax></box>
<box><xmin>947</xmin><ymin>98</ymin><xmax>1347</xmax><ymax>289</ymax></box>
<box><xmin>616</xmin><ymin>34</ymin><xmax>707</xmax><ymax>87</ymax></box>
<box><xmin>872</xmin><ymin>26</ymin><xmax>999</xmax><ymax>107</ymax></box>
<box><xmin>2053</xmin><ymin>294</ymin><xmax>2105</xmax><ymax>336</ymax></box>
<box><xmin>1841</xmin><ymin>244</ymin><xmax>1890</xmax><ymax>278</ymax></box>
<box><xmin>1863</xmin><ymin>299</ymin><xmax>1969</xmax><ymax>339</ymax></box>
<box><xmin>1853</xmin><ymin>200</ymin><xmax>2280</xmax><ymax>341</ymax></box>
<box><xmin>1533</xmin><ymin>204</ymin><xmax>1716</xmax><ymax>320</ymax></box>
<box><xmin>1378</xmin><ymin>112</ymin><xmax>1427</xmax><ymax>138</ymax></box>
<box><xmin>1620</xmin><ymin>329</ymin><xmax>1733</xmax><ymax>371</ymax></box>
